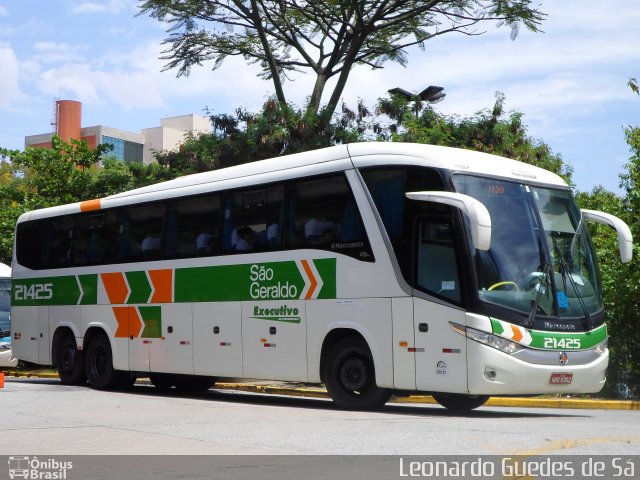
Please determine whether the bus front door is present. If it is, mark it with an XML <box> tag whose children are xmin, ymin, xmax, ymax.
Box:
<box><xmin>412</xmin><ymin>216</ymin><xmax>468</xmax><ymax>394</ymax></box>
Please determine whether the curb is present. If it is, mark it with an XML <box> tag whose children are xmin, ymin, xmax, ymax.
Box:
<box><xmin>4</xmin><ymin>370</ymin><xmax>638</xmax><ymax>410</ymax></box>
<box><xmin>215</xmin><ymin>383</ymin><xmax>640</xmax><ymax>410</ymax></box>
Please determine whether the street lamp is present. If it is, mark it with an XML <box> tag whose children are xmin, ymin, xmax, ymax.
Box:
<box><xmin>388</xmin><ymin>85</ymin><xmax>446</xmax><ymax>103</ymax></box>
<box><xmin>387</xmin><ymin>85</ymin><xmax>446</xmax><ymax>116</ymax></box>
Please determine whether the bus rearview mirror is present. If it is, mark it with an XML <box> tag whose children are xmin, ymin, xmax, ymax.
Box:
<box><xmin>581</xmin><ymin>209</ymin><xmax>633</xmax><ymax>263</ymax></box>
<box><xmin>406</xmin><ymin>191</ymin><xmax>492</xmax><ymax>251</ymax></box>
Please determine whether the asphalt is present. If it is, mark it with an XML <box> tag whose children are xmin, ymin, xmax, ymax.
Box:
<box><xmin>2</xmin><ymin>369</ymin><xmax>638</xmax><ymax>410</ymax></box>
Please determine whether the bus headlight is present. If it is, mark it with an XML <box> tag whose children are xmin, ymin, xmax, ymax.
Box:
<box><xmin>593</xmin><ymin>338</ymin><xmax>608</xmax><ymax>356</ymax></box>
<box><xmin>450</xmin><ymin>323</ymin><xmax>523</xmax><ymax>355</ymax></box>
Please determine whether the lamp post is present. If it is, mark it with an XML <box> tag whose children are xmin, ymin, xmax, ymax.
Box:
<box><xmin>387</xmin><ymin>85</ymin><xmax>446</xmax><ymax>116</ymax></box>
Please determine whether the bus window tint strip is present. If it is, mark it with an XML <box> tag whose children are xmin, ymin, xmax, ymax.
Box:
<box><xmin>15</xmin><ymin>173</ymin><xmax>374</xmax><ymax>270</ymax></box>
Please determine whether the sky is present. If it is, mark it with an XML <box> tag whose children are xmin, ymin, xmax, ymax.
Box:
<box><xmin>1</xmin><ymin>0</ymin><xmax>639</xmax><ymax>194</ymax></box>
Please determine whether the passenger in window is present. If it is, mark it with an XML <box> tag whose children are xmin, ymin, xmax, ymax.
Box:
<box><xmin>266</xmin><ymin>222</ymin><xmax>281</xmax><ymax>248</ymax></box>
<box><xmin>230</xmin><ymin>227</ymin><xmax>243</xmax><ymax>250</ymax></box>
<box><xmin>141</xmin><ymin>235</ymin><xmax>161</xmax><ymax>253</ymax></box>
<box><xmin>305</xmin><ymin>215</ymin><xmax>336</xmax><ymax>245</ymax></box>
<box><xmin>141</xmin><ymin>221</ymin><xmax>162</xmax><ymax>257</ymax></box>
<box><xmin>235</xmin><ymin>226</ymin><xmax>255</xmax><ymax>251</ymax></box>
<box><xmin>196</xmin><ymin>231</ymin><xmax>215</xmax><ymax>253</ymax></box>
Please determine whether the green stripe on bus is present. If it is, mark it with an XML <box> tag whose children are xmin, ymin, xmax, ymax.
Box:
<box><xmin>78</xmin><ymin>274</ymin><xmax>98</xmax><ymax>305</ymax></box>
<box><xmin>314</xmin><ymin>258</ymin><xmax>337</xmax><ymax>299</ymax></box>
<box><xmin>139</xmin><ymin>306</ymin><xmax>162</xmax><ymax>338</ymax></box>
<box><xmin>12</xmin><ymin>259</ymin><xmax>337</xmax><ymax>306</ymax></box>
<box><xmin>490</xmin><ymin>318</ymin><xmax>607</xmax><ymax>350</ymax></box>
<box><xmin>174</xmin><ymin>259</ymin><xmax>336</xmax><ymax>302</ymax></box>
<box><xmin>490</xmin><ymin>318</ymin><xmax>505</xmax><ymax>335</ymax></box>
<box><xmin>527</xmin><ymin>324</ymin><xmax>607</xmax><ymax>350</ymax></box>
<box><xmin>13</xmin><ymin>276</ymin><xmax>81</xmax><ymax>306</ymax></box>
<box><xmin>126</xmin><ymin>271</ymin><xmax>152</xmax><ymax>304</ymax></box>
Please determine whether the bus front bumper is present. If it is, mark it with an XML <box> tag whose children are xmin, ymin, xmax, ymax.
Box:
<box><xmin>466</xmin><ymin>340</ymin><xmax>608</xmax><ymax>396</ymax></box>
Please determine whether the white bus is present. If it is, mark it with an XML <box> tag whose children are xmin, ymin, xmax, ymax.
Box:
<box><xmin>10</xmin><ymin>142</ymin><xmax>632</xmax><ymax>410</ymax></box>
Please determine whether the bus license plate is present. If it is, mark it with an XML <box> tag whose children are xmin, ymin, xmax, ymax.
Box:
<box><xmin>550</xmin><ymin>373</ymin><xmax>573</xmax><ymax>385</ymax></box>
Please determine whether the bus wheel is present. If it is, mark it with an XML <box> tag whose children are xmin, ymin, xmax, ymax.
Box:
<box><xmin>174</xmin><ymin>375</ymin><xmax>216</xmax><ymax>392</ymax></box>
<box><xmin>149</xmin><ymin>373</ymin><xmax>175</xmax><ymax>392</ymax></box>
<box><xmin>149</xmin><ymin>374</ymin><xmax>215</xmax><ymax>392</ymax></box>
<box><xmin>432</xmin><ymin>393</ymin><xmax>489</xmax><ymax>411</ymax></box>
<box><xmin>322</xmin><ymin>337</ymin><xmax>391</xmax><ymax>410</ymax></box>
<box><xmin>85</xmin><ymin>334</ymin><xmax>124</xmax><ymax>390</ymax></box>
<box><xmin>56</xmin><ymin>335</ymin><xmax>86</xmax><ymax>385</ymax></box>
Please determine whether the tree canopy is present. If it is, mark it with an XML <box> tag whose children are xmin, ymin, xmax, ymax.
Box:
<box><xmin>0</xmin><ymin>137</ymin><xmax>118</xmax><ymax>262</ymax></box>
<box><xmin>379</xmin><ymin>91</ymin><xmax>572</xmax><ymax>183</ymax></box>
<box><xmin>139</xmin><ymin>0</ymin><xmax>545</xmax><ymax>117</ymax></box>
<box><xmin>574</xmin><ymin>79</ymin><xmax>640</xmax><ymax>399</ymax></box>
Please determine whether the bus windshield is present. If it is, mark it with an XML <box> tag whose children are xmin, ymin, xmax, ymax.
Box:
<box><xmin>452</xmin><ymin>175</ymin><xmax>602</xmax><ymax>322</ymax></box>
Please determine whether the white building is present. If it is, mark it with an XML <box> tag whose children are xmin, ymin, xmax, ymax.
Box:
<box><xmin>24</xmin><ymin>101</ymin><xmax>212</xmax><ymax>165</ymax></box>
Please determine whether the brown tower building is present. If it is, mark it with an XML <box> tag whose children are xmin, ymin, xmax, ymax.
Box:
<box><xmin>55</xmin><ymin>100</ymin><xmax>82</xmax><ymax>142</ymax></box>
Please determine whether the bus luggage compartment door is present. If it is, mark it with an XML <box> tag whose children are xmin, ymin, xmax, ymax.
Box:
<box><xmin>149</xmin><ymin>304</ymin><xmax>193</xmax><ymax>375</ymax></box>
<box><xmin>193</xmin><ymin>302</ymin><xmax>243</xmax><ymax>377</ymax></box>
<box><xmin>10</xmin><ymin>306</ymin><xmax>47</xmax><ymax>364</ymax></box>
<box><xmin>241</xmin><ymin>300</ymin><xmax>307</xmax><ymax>381</ymax></box>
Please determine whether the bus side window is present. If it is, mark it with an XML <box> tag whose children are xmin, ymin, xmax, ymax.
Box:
<box><xmin>95</xmin><ymin>210</ymin><xmax>119</xmax><ymax>264</ymax></box>
<box><xmin>287</xmin><ymin>174</ymin><xmax>373</xmax><ymax>261</ymax></box>
<box><xmin>361</xmin><ymin>166</ymin><xmax>446</xmax><ymax>281</ymax></box>
<box><xmin>168</xmin><ymin>194</ymin><xmax>221</xmax><ymax>258</ymax></box>
<box><xmin>16</xmin><ymin>221</ymin><xmax>47</xmax><ymax>270</ymax></box>
<box><xmin>125</xmin><ymin>203</ymin><xmax>166</xmax><ymax>262</ymax></box>
<box><xmin>44</xmin><ymin>216</ymin><xmax>74</xmax><ymax>268</ymax></box>
<box><xmin>222</xmin><ymin>185</ymin><xmax>284</xmax><ymax>254</ymax></box>
<box><xmin>73</xmin><ymin>214</ymin><xmax>101</xmax><ymax>266</ymax></box>
<box><xmin>415</xmin><ymin>218</ymin><xmax>461</xmax><ymax>303</ymax></box>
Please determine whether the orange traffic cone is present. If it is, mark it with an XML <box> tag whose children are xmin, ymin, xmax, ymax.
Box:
<box><xmin>0</xmin><ymin>372</ymin><xmax>4</xmax><ymax>388</ymax></box>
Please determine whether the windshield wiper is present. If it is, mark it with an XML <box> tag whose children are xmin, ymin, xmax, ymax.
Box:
<box><xmin>525</xmin><ymin>262</ymin><xmax>553</xmax><ymax>328</ymax></box>
<box><xmin>558</xmin><ymin>260</ymin><xmax>593</xmax><ymax>330</ymax></box>
<box><xmin>551</xmin><ymin>234</ymin><xmax>594</xmax><ymax>331</ymax></box>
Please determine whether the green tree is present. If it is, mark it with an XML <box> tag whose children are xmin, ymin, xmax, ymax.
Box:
<box><xmin>149</xmin><ymin>97</ymin><xmax>377</xmax><ymax>169</ymax></box>
<box><xmin>139</xmin><ymin>0</ymin><xmax>544</xmax><ymax>118</ymax></box>
<box><xmin>89</xmin><ymin>157</ymin><xmax>137</xmax><ymax>197</ymax></box>
<box><xmin>0</xmin><ymin>136</ymin><xmax>112</xmax><ymax>209</ymax></box>
<box><xmin>379</xmin><ymin>92</ymin><xmax>572</xmax><ymax>182</ymax></box>
<box><xmin>576</xmin><ymin>186</ymin><xmax>638</xmax><ymax>399</ymax></box>
<box><xmin>575</xmin><ymin>80</ymin><xmax>640</xmax><ymax>399</ymax></box>
<box><xmin>0</xmin><ymin>136</ymin><xmax>113</xmax><ymax>263</ymax></box>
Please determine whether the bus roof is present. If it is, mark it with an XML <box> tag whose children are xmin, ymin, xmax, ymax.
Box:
<box><xmin>347</xmin><ymin>143</ymin><xmax>567</xmax><ymax>187</ymax></box>
<box><xmin>19</xmin><ymin>142</ymin><xmax>568</xmax><ymax>222</ymax></box>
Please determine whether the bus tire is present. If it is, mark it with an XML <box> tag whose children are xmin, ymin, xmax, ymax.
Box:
<box><xmin>432</xmin><ymin>393</ymin><xmax>489</xmax><ymax>411</ymax></box>
<box><xmin>56</xmin><ymin>335</ymin><xmax>86</xmax><ymax>385</ymax></box>
<box><xmin>149</xmin><ymin>373</ymin><xmax>175</xmax><ymax>392</ymax></box>
<box><xmin>174</xmin><ymin>375</ymin><xmax>216</xmax><ymax>392</ymax></box>
<box><xmin>84</xmin><ymin>333</ymin><xmax>126</xmax><ymax>390</ymax></box>
<box><xmin>150</xmin><ymin>373</ymin><xmax>215</xmax><ymax>392</ymax></box>
<box><xmin>322</xmin><ymin>336</ymin><xmax>391</xmax><ymax>410</ymax></box>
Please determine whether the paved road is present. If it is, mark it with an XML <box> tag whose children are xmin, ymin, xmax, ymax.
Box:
<box><xmin>1</xmin><ymin>378</ymin><xmax>639</xmax><ymax>457</ymax></box>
